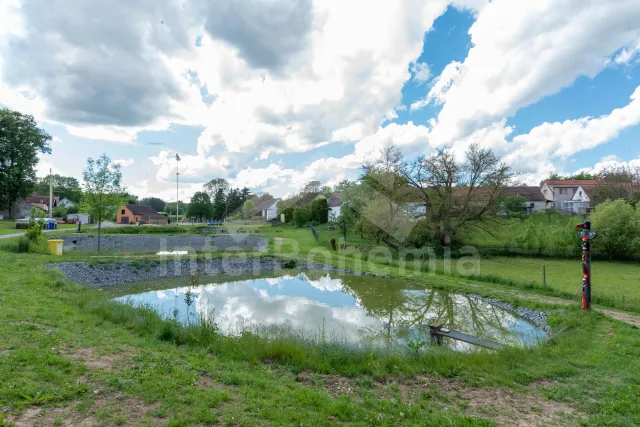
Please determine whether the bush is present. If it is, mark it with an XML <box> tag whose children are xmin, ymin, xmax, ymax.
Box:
<box><xmin>293</xmin><ymin>207</ymin><xmax>310</xmax><ymax>227</ymax></box>
<box><xmin>282</xmin><ymin>206</ymin><xmax>295</xmax><ymax>223</ymax></box>
<box><xmin>330</xmin><ymin>237</ymin><xmax>337</xmax><ymax>251</ymax></box>
<box><xmin>590</xmin><ymin>200</ymin><xmax>640</xmax><ymax>259</ymax></box>
<box><xmin>311</xmin><ymin>198</ymin><xmax>329</xmax><ymax>224</ymax></box>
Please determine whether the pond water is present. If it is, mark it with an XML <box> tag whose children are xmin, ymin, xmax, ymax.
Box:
<box><xmin>114</xmin><ymin>273</ymin><xmax>547</xmax><ymax>351</ymax></box>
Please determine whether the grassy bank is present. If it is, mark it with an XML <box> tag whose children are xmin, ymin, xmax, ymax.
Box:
<box><xmin>2</xmin><ymin>242</ymin><xmax>640</xmax><ymax>425</ymax></box>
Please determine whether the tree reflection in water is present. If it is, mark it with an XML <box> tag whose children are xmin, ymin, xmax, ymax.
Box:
<box><xmin>341</xmin><ymin>277</ymin><xmax>534</xmax><ymax>348</ymax></box>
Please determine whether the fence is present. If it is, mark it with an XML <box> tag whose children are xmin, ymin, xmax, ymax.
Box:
<box><xmin>472</xmin><ymin>245</ymin><xmax>640</xmax><ymax>262</ymax></box>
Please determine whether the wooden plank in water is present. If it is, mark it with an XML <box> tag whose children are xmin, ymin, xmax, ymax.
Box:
<box><xmin>429</xmin><ymin>325</ymin><xmax>505</xmax><ymax>350</ymax></box>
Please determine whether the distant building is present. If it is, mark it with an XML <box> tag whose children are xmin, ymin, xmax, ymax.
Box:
<box><xmin>116</xmin><ymin>204</ymin><xmax>168</xmax><ymax>225</ymax></box>
<box><xmin>58</xmin><ymin>197</ymin><xmax>76</xmax><ymax>208</ymax></box>
<box><xmin>327</xmin><ymin>192</ymin><xmax>344</xmax><ymax>220</ymax></box>
<box><xmin>540</xmin><ymin>180</ymin><xmax>599</xmax><ymax>211</ymax></box>
<box><xmin>253</xmin><ymin>197</ymin><xmax>279</xmax><ymax>221</ymax></box>
<box><xmin>26</xmin><ymin>195</ymin><xmax>60</xmax><ymax>213</ymax></box>
<box><xmin>0</xmin><ymin>200</ymin><xmax>33</xmax><ymax>219</ymax></box>
<box><xmin>503</xmin><ymin>186</ymin><xmax>552</xmax><ymax>213</ymax></box>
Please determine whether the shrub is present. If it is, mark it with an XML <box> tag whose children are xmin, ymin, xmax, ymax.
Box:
<box><xmin>590</xmin><ymin>199</ymin><xmax>640</xmax><ymax>259</ymax></box>
<box><xmin>293</xmin><ymin>207</ymin><xmax>310</xmax><ymax>227</ymax></box>
<box><xmin>282</xmin><ymin>206</ymin><xmax>295</xmax><ymax>223</ymax></box>
<box><xmin>311</xmin><ymin>198</ymin><xmax>329</xmax><ymax>224</ymax></box>
<box><xmin>25</xmin><ymin>207</ymin><xmax>45</xmax><ymax>242</ymax></box>
<box><xmin>330</xmin><ymin>237</ymin><xmax>337</xmax><ymax>251</ymax></box>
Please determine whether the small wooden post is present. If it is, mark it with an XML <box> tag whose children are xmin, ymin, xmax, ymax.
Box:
<box><xmin>542</xmin><ymin>265</ymin><xmax>546</xmax><ymax>286</ymax></box>
<box><xmin>429</xmin><ymin>324</ymin><xmax>443</xmax><ymax>345</ymax></box>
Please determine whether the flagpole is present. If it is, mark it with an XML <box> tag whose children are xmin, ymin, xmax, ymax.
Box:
<box><xmin>49</xmin><ymin>168</ymin><xmax>53</xmax><ymax>217</ymax></box>
<box><xmin>176</xmin><ymin>154</ymin><xmax>180</xmax><ymax>225</ymax></box>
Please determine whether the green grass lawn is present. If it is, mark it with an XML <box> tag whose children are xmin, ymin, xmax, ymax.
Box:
<box><xmin>472</xmin><ymin>257</ymin><xmax>640</xmax><ymax>308</ymax></box>
<box><xmin>1</xmin><ymin>243</ymin><xmax>640</xmax><ymax>425</ymax></box>
<box><xmin>0</xmin><ymin>219</ymin><xmax>77</xmax><ymax>236</ymax></box>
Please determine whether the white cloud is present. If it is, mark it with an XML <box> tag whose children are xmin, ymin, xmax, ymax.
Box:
<box><xmin>113</xmin><ymin>158</ymin><xmax>134</xmax><ymax>167</ymax></box>
<box><xmin>614</xmin><ymin>36</ymin><xmax>640</xmax><ymax>65</ymax></box>
<box><xmin>506</xmin><ymin>85</ymin><xmax>640</xmax><ymax>168</ymax></box>
<box><xmin>574</xmin><ymin>155</ymin><xmax>640</xmax><ymax>175</ymax></box>
<box><xmin>427</xmin><ymin>0</ymin><xmax>640</xmax><ymax>146</ymax></box>
<box><xmin>149</xmin><ymin>150</ymin><xmax>229</xmax><ymax>182</ymax></box>
<box><xmin>230</xmin><ymin>121</ymin><xmax>431</xmax><ymax>197</ymax></box>
<box><xmin>441</xmin><ymin>85</ymin><xmax>640</xmax><ymax>184</ymax></box>
<box><xmin>410</xmin><ymin>62</ymin><xmax>431</xmax><ymax>84</ymax></box>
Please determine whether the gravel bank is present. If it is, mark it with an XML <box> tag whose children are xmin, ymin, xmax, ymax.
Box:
<box><xmin>49</xmin><ymin>258</ymin><xmax>347</xmax><ymax>288</ymax></box>
<box><xmin>54</xmin><ymin>235</ymin><xmax>269</xmax><ymax>253</ymax></box>
<box><xmin>49</xmin><ymin>257</ymin><xmax>550</xmax><ymax>332</ymax></box>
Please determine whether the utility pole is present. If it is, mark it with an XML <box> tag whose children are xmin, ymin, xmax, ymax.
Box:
<box><xmin>176</xmin><ymin>153</ymin><xmax>181</xmax><ymax>225</ymax></box>
<box><xmin>49</xmin><ymin>168</ymin><xmax>53</xmax><ymax>217</ymax></box>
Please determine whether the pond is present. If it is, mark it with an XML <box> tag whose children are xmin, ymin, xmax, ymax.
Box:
<box><xmin>114</xmin><ymin>272</ymin><xmax>547</xmax><ymax>351</ymax></box>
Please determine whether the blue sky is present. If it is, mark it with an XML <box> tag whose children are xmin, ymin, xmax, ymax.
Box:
<box><xmin>1</xmin><ymin>0</ymin><xmax>640</xmax><ymax>200</ymax></box>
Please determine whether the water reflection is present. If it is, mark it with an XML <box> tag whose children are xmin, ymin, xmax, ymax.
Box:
<box><xmin>115</xmin><ymin>273</ymin><xmax>546</xmax><ymax>350</ymax></box>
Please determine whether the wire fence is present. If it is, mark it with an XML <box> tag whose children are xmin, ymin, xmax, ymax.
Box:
<box><xmin>473</xmin><ymin>245</ymin><xmax>640</xmax><ymax>262</ymax></box>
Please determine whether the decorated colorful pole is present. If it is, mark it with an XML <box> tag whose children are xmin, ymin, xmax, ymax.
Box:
<box><xmin>575</xmin><ymin>221</ymin><xmax>597</xmax><ymax>310</ymax></box>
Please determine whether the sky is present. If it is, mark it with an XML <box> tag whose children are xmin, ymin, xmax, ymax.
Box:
<box><xmin>1</xmin><ymin>0</ymin><xmax>640</xmax><ymax>202</ymax></box>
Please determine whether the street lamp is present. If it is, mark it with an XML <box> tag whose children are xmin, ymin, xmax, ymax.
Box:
<box><xmin>176</xmin><ymin>153</ymin><xmax>181</xmax><ymax>225</ymax></box>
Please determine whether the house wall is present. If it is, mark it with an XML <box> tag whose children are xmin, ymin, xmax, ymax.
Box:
<box><xmin>116</xmin><ymin>206</ymin><xmax>135</xmax><ymax>224</ymax></box>
<box><xmin>0</xmin><ymin>201</ymin><xmax>33</xmax><ymax>219</ymax></box>
<box><xmin>59</xmin><ymin>198</ymin><xmax>75</xmax><ymax>208</ymax></box>
<box><xmin>264</xmin><ymin>202</ymin><xmax>278</xmax><ymax>220</ymax></box>
<box><xmin>329</xmin><ymin>205</ymin><xmax>342</xmax><ymax>220</ymax></box>
<box><xmin>529</xmin><ymin>201</ymin><xmax>548</xmax><ymax>213</ymax></box>
<box><xmin>541</xmin><ymin>183</ymin><xmax>579</xmax><ymax>201</ymax></box>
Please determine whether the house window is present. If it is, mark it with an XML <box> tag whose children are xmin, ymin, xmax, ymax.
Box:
<box><xmin>579</xmin><ymin>191</ymin><xmax>582</xmax><ymax>197</ymax></box>
<box><xmin>559</xmin><ymin>188</ymin><xmax>565</xmax><ymax>195</ymax></box>
<box><xmin>121</xmin><ymin>209</ymin><xmax>125</xmax><ymax>214</ymax></box>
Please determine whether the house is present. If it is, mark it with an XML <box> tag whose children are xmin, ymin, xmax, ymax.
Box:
<box><xmin>254</xmin><ymin>198</ymin><xmax>279</xmax><ymax>221</ymax></box>
<box><xmin>540</xmin><ymin>180</ymin><xmax>599</xmax><ymax>211</ymax></box>
<box><xmin>566</xmin><ymin>185</ymin><xmax>593</xmax><ymax>214</ymax></box>
<box><xmin>58</xmin><ymin>197</ymin><xmax>76</xmax><ymax>208</ymax></box>
<box><xmin>0</xmin><ymin>200</ymin><xmax>33</xmax><ymax>219</ymax></box>
<box><xmin>116</xmin><ymin>204</ymin><xmax>168</xmax><ymax>225</ymax></box>
<box><xmin>504</xmin><ymin>186</ymin><xmax>552</xmax><ymax>213</ymax></box>
<box><xmin>26</xmin><ymin>195</ymin><xmax>60</xmax><ymax>213</ymax></box>
<box><xmin>327</xmin><ymin>192</ymin><xmax>344</xmax><ymax>220</ymax></box>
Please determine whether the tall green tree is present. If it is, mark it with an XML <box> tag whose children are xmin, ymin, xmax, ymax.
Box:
<box><xmin>311</xmin><ymin>198</ymin><xmax>329</xmax><ymax>224</ymax></box>
<box><xmin>187</xmin><ymin>192</ymin><xmax>213</xmax><ymax>221</ymax></box>
<box><xmin>81</xmin><ymin>154</ymin><xmax>127</xmax><ymax>253</ymax></box>
<box><xmin>204</xmin><ymin>178</ymin><xmax>229</xmax><ymax>201</ymax></box>
<box><xmin>242</xmin><ymin>199</ymin><xmax>255</xmax><ymax>219</ymax></box>
<box><xmin>140</xmin><ymin>197</ymin><xmax>166</xmax><ymax>213</ymax></box>
<box><xmin>212</xmin><ymin>187</ymin><xmax>226</xmax><ymax>220</ymax></box>
<box><xmin>34</xmin><ymin>174</ymin><xmax>82</xmax><ymax>202</ymax></box>
<box><xmin>400</xmin><ymin>144</ymin><xmax>513</xmax><ymax>247</ymax></box>
<box><xmin>0</xmin><ymin>109</ymin><xmax>52</xmax><ymax>214</ymax></box>
<box><xmin>591</xmin><ymin>199</ymin><xmax>640</xmax><ymax>260</ymax></box>
<box><xmin>336</xmin><ymin>207</ymin><xmax>356</xmax><ymax>246</ymax></box>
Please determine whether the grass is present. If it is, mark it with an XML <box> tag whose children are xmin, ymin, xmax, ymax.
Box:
<box><xmin>0</xmin><ymin>219</ymin><xmax>77</xmax><ymax>236</ymax></box>
<box><xmin>2</xmin><ymin>224</ymin><xmax>640</xmax><ymax>424</ymax></box>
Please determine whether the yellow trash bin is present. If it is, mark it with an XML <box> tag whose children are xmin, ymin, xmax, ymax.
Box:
<box><xmin>48</xmin><ymin>239</ymin><xmax>64</xmax><ymax>256</ymax></box>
